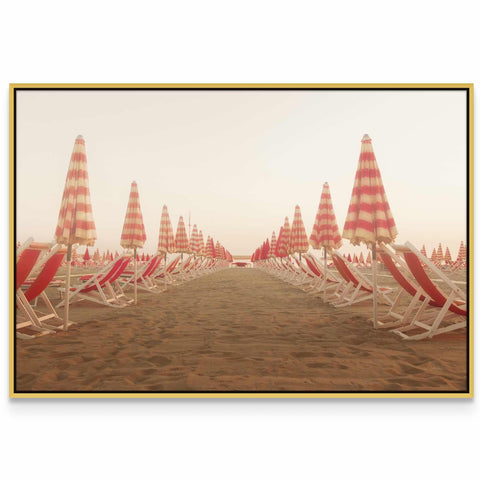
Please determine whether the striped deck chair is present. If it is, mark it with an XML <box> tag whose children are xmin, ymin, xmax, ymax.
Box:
<box><xmin>58</xmin><ymin>254</ymin><xmax>133</xmax><ymax>308</ymax></box>
<box><xmin>120</xmin><ymin>254</ymin><xmax>165</xmax><ymax>294</ymax></box>
<box><xmin>16</xmin><ymin>241</ymin><xmax>53</xmax><ymax>338</ymax></box>
<box><xmin>302</xmin><ymin>254</ymin><xmax>342</xmax><ymax>296</ymax></box>
<box><xmin>17</xmin><ymin>246</ymin><xmax>71</xmax><ymax>338</ymax></box>
<box><xmin>154</xmin><ymin>255</ymin><xmax>182</xmax><ymax>285</ymax></box>
<box><xmin>330</xmin><ymin>252</ymin><xmax>394</xmax><ymax>308</ymax></box>
<box><xmin>389</xmin><ymin>242</ymin><xmax>467</xmax><ymax>340</ymax></box>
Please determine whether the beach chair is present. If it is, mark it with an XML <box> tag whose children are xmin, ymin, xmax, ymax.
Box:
<box><xmin>302</xmin><ymin>254</ymin><xmax>342</xmax><ymax>296</ymax></box>
<box><xmin>17</xmin><ymin>246</ymin><xmax>72</xmax><ymax>338</ymax></box>
<box><xmin>388</xmin><ymin>242</ymin><xmax>467</xmax><ymax>340</ymax></box>
<box><xmin>120</xmin><ymin>254</ymin><xmax>165</xmax><ymax>294</ymax></box>
<box><xmin>153</xmin><ymin>255</ymin><xmax>181</xmax><ymax>283</ymax></box>
<box><xmin>16</xmin><ymin>241</ymin><xmax>55</xmax><ymax>338</ymax></box>
<box><xmin>57</xmin><ymin>254</ymin><xmax>133</xmax><ymax>308</ymax></box>
<box><xmin>330</xmin><ymin>251</ymin><xmax>394</xmax><ymax>308</ymax></box>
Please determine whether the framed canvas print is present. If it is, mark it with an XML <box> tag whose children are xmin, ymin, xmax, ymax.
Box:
<box><xmin>10</xmin><ymin>84</ymin><xmax>473</xmax><ymax>398</ymax></box>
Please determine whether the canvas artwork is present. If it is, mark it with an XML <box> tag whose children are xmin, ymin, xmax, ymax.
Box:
<box><xmin>10</xmin><ymin>85</ymin><xmax>472</xmax><ymax>398</ymax></box>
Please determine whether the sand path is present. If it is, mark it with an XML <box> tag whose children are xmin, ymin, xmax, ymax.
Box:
<box><xmin>16</xmin><ymin>268</ymin><xmax>467</xmax><ymax>392</ymax></box>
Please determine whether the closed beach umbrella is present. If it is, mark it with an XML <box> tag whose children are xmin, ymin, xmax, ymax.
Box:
<box><xmin>175</xmin><ymin>216</ymin><xmax>190</xmax><ymax>257</ymax></box>
<box><xmin>457</xmin><ymin>241</ymin><xmax>466</xmax><ymax>265</ymax></box>
<box><xmin>436</xmin><ymin>243</ymin><xmax>444</xmax><ymax>264</ymax></box>
<box><xmin>215</xmin><ymin>240</ymin><xmax>223</xmax><ymax>259</ymax></box>
<box><xmin>158</xmin><ymin>205</ymin><xmax>176</xmax><ymax>288</ymax></box>
<box><xmin>274</xmin><ymin>227</ymin><xmax>284</xmax><ymax>257</ymax></box>
<box><xmin>309</xmin><ymin>182</ymin><xmax>342</xmax><ymax>299</ymax></box>
<box><xmin>277</xmin><ymin>217</ymin><xmax>291</xmax><ymax>258</ymax></box>
<box><xmin>205</xmin><ymin>236</ymin><xmax>215</xmax><ymax>258</ymax></box>
<box><xmin>189</xmin><ymin>224</ymin><xmax>200</xmax><ymax>256</ymax></box>
<box><xmin>431</xmin><ymin>248</ymin><xmax>437</xmax><ymax>262</ymax></box>
<box><xmin>158</xmin><ymin>205</ymin><xmax>175</xmax><ymax>255</ymax></box>
<box><xmin>198</xmin><ymin>230</ymin><xmax>205</xmax><ymax>257</ymax></box>
<box><xmin>289</xmin><ymin>205</ymin><xmax>309</xmax><ymax>259</ymax></box>
<box><xmin>444</xmin><ymin>246</ymin><xmax>452</xmax><ymax>265</ymax></box>
<box><xmin>269</xmin><ymin>231</ymin><xmax>277</xmax><ymax>257</ymax></box>
<box><xmin>342</xmin><ymin>134</ymin><xmax>398</xmax><ymax>327</ymax></box>
<box><xmin>420</xmin><ymin>245</ymin><xmax>427</xmax><ymax>258</ymax></box>
<box><xmin>120</xmin><ymin>181</ymin><xmax>147</xmax><ymax>304</ymax></box>
<box><xmin>83</xmin><ymin>247</ymin><xmax>90</xmax><ymax>263</ymax></box>
<box><xmin>55</xmin><ymin>135</ymin><xmax>97</xmax><ymax>330</ymax></box>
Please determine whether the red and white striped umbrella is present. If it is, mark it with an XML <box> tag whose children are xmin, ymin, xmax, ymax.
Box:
<box><xmin>431</xmin><ymin>248</ymin><xmax>437</xmax><ymax>262</ymax></box>
<box><xmin>158</xmin><ymin>205</ymin><xmax>175</xmax><ymax>255</ymax></box>
<box><xmin>120</xmin><ymin>181</ymin><xmax>146</xmax><ymax>304</ymax></box>
<box><xmin>457</xmin><ymin>241</ymin><xmax>466</xmax><ymax>264</ymax></box>
<box><xmin>343</xmin><ymin>134</ymin><xmax>397</xmax><ymax>245</ymax></box>
<box><xmin>309</xmin><ymin>182</ymin><xmax>342</xmax><ymax>251</ymax></box>
<box><xmin>420</xmin><ymin>245</ymin><xmax>427</xmax><ymax>257</ymax></box>
<box><xmin>189</xmin><ymin>224</ymin><xmax>201</xmax><ymax>255</ymax></box>
<box><xmin>198</xmin><ymin>230</ymin><xmax>206</xmax><ymax>256</ymax></box>
<box><xmin>205</xmin><ymin>236</ymin><xmax>215</xmax><ymax>258</ymax></box>
<box><xmin>274</xmin><ymin>227</ymin><xmax>284</xmax><ymax>257</ymax></box>
<box><xmin>120</xmin><ymin>181</ymin><xmax>147</xmax><ymax>249</ymax></box>
<box><xmin>175</xmin><ymin>216</ymin><xmax>191</xmax><ymax>254</ymax></box>
<box><xmin>359</xmin><ymin>252</ymin><xmax>365</xmax><ymax>265</ymax></box>
<box><xmin>277</xmin><ymin>217</ymin><xmax>291</xmax><ymax>257</ymax></box>
<box><xmin>55</xmin><ymin>135</ymin><xmax>97</xmax><ymax>330</ymax></box>
<box><xmin>215</xmin><ymin>240</ymin><xmax>223</xmax><ymax>258</ymax></box>
<box><xmin>83</xmin><ymin>247</ymin><xmax>90</xmax><ymax>262</ymax></box>
<box><xmin>342</xmin><ymin>134</ymin><xmax>397</xmax><ymax>328</ymax></box>
<box><xmin>269</xmin><ymin>231</ymin><xmax>277</xmax><ymax>257</ymax></box>
<box><xmin>55</xmin><ymin>135</ymin><xmax>97</xmax><ymax>247</ymax></box>
<box><xmin>436</xmin><ymin>243</ymin><xmax>444</xmax><ymax>263</ymax></box>
<box><xmin>444</xmin><ymin>246</ymin><xmax>452</xmax><ymax>264</ymax></box>
<box><xmin>289</xmin><ymin>205</ymin><xmax>309</xmax><ymax>256</ymax></box>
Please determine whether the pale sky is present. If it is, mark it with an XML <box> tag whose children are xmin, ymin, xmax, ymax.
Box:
<box><xmin>16</xmin><ymin>89</ymin><xmax>467</xmax><ymax>256</ymax></box>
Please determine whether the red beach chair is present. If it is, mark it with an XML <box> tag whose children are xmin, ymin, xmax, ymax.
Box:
<box><xmin>58</xmin><ymin>254</ymin><xmax>133</xmax><ymax>308</ymax></box>
<box><xmin>389</xmin><ymin>242</ymin><xmax>467</xmax><ymax>340</ymax></box>
<box><xmin>17</xmin><ymin>246</ymin><xmax>71</xmax><ymax>338</ymax></box>
<box><xmin>120</xmin><ymin>254</ymin><xmax>165</xmax><ymax>294</ymax></box>
<box><xmin>330</xmin><ymin>251</ymin><xmax>394</xmax><ymax>307</ymax></box>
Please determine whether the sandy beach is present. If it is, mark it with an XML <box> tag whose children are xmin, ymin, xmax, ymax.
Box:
<box><xmin>15</xmin><ymin>267</ymin><xmax>467</xmax><ymax>393</ymax></box>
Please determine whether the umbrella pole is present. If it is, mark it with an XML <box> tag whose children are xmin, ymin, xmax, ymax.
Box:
<box><xmin>372</xmin><ymin>243</ymin><xmax>378</xmax><ymax>328</ymax></box>
<box><xmin>164</xmin><ymin>253</ymin><xmax>167</xmax><ymax>290</ymax></box>
<box><xmin>323</xmin><ymin>247</ymin><xmax>327</xmax><ymax>303</ymax></box>
<box><xmin>64</xmin><ymin>244</ymin><xmax>72</xmax><ymax>331</ymax></box>
<box><xmin>134</xmin><ymin>247</ymin><xmax>138</xmax><ymax>305</ymax></box>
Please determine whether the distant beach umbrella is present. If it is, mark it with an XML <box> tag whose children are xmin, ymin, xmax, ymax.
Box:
<box><xmin>347</xmin><ymin>253</ymin><xmax>352</xmax><ymax>263</ymax></box>
<box><xmin>277</xmin><ymin>217</ymin><xmax>291</xmax><ymax>257</ymax></box>
<box><xmin>444</xmin><ymin>247</ymin><xmax>452</xmax><ymax>265</ymax></box>
<box><xmin>342</xmin><ymin>134</ymin><xmax>397</xmax><ymax>327</ymax></box>
<box><xmin>215</xmin><ymin>240</ymin><xmax>223</xmax><ymax>258</ymax></box>
<box><xmin>205</xmin><ymin>236</ymin><xmax>215</xmax><ymax>258</ymax></box>
<box><xmin>189</xmin><ymin>224</ymin><xmax>201</xmax><ymax>256</ymax></box>
<box><xmin>55</xmin><ymin>135</ymin><xmax>97</xmax><ymax>330</ymax></box>
<box><xmin>456</xmin><ymin>241</ymin><xmax>466</xmax><ymax>265</ymax></box>
<box><xmin>120</xmin><ymin>180</ymin><xmax>147</xmax><ymax>302</ymax></box>
<box><xmin>431</xmin><ymin>248</ymin><xmax>437</xmax><ymax>262</ymax></box>
<box><xmin>175</xmin><ymin>216</ymin><xmax>190</xmax><ymax>255</ymax></box>
<box><xmin>289</xmin><ymin>205</ymin><xmax>309</xmax><ymax>259</ymax></box>
<box><xmin>158</xmin><ymin>205</ymin><xmax>175</xmax><ymax>255</ymax></box>
<box><xmin>198</xmin><ymin>230</ymin><xmax>205</xmax><ymax>257</ymax></box>
<box><xmin>353</xmin><ymin>254</ymin><xmax>359</xmax><ymax>264</ymax></box>
<box><xmin>420</xmin><ymin>245</ymin><xmax>427</xmax><ymax>257</ymax></box>
<box><xmin>274</xmin><ymin>227</ymin><xmax>284</xmax><ymax>257</ymax></box>
<box><xmin>269</xmin><ymin>231</ymin><xmax>277</xmax><ymax>257</ymax></box>
<box><xmin>436</xmin><ymin>243</ymin><xmax>444</xmax><ymax>263</ymax></box>
<box><xmin>309</xmin><ymin>182</ymin><xmax>342</xmax><ymax>251</ymax></box>
<box><xmin>262</xmin><ymin>239</ymin><xmax>270</xmax><ymax>259</ymax></box>
<box><xmin>83</xmin><ymin>247</ymin><xmax>90</xmax><ymax>262</ymax></box>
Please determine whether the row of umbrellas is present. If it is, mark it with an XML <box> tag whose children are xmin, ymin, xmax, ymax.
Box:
<box><xmin>252</xmin><ymin>134</ymin><xmax>398</xmax><ymax>327</ymax></box>
<box><xmin>54</xmin><ymin>135</ymin><xmax>232</xmax><ymax>329</ymax></box>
